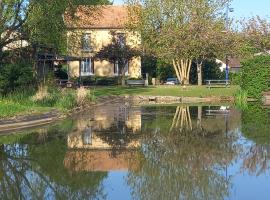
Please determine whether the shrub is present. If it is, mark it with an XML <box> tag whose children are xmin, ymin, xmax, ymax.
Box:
<box><xmin>230</xmin><ymin>72</ymin><xmax>242</xmax><ymax>85</ymax></box>
<box><xmin>0</xmin><ymin>61</ymin><xmax>35</xmax><ymax>95</ymax></box>
<box><xmin>241</xmin><ymin>55</ymin><xmax>270</xmax><ymax>98</ymax></box>
<box><xmin>57</xmin><ymin>90</ymin><xmax>77</xmax><ymax>110</ymax></box>
<box><xmin>95</xmin><ymin>77</ymin><xmax>118</xmax><ymax>85</ymax></box>
<box><xmin>156</xmin><ymin>60</ymin><xmax>175</xmax><ymax>82</ymax></box>
<box><xmin>76</xmin><ymin>87</ymin><xmax>89</xmax><ymax>106</ymax></box>
<box><xmin>79</xmin><ymin>76</ymin><xmax>118</xmax><ymax>86</ymax></box>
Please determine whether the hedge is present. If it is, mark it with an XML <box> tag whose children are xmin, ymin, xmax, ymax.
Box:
<box><xmin>241</xmin><ymin>55</ymin><xmax>270</xmax><ymax>98</ymax></box>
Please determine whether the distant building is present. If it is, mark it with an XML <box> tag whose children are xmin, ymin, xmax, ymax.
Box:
<box><xmin>216</xmin><ymin>57</ymin><xmax>241</xmax><ymax>73</ymax></box>
<box><xmin>1</xmin><ymin>31</ymin><xmax>28</xmax><ymax>51</ymax></box>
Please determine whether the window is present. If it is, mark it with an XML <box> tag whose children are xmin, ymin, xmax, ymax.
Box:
<box><xmin>114</xmin><ymin>60</ymin><xmax>129</xmax><ymax>75</ymax></box>
<box><xmin>82</xmin><ymin>33</ymin><xmax>91</xmax><ymax>51</ymax></box>
<box><xmin>82</xmin><ymin>127</ymin><xmax>92</xmax><ymax>145</ymax></box>
<box><xmin>114</xmin><ymin>61</ymin><xmax>119</xmax><ymax>75</ymax></box>
<box><xmin>115</xmin><ymin>33</ymin><xmax>125</xmax><ymax>47</ymax></box>
<box><xmin>81</xmin><ymin>58</ymin><xmax>94</xmax><ymax>76</ymax></box>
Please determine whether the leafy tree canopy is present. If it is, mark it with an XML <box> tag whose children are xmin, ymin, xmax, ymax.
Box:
<box><xmin>0</xmin><ymin>0</ymin><xmax>112</xmax><ymax>60</ymax></box>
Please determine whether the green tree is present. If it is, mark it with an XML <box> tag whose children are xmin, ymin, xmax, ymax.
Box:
<box><xmin>128</xmin><ymin>0</ymin><xmax>238</xmax><ymax>86</ymax></box>
<box><xmin>26</xmin><ymin>0</ymin><xmax>112</xmax><ymax>53</ymax></box>
<box><xmin>0</xmin><ymin>0</ymin><xmax>29</xmax><ymax>61</ymax></box>
<box><xmin>241</xmin><ymin>16</ymin><xmax>270</xmax><ymax>55</ymax></box>
<box><xmin>0</xmin><ymin>0</ymin><xmax>112</xmax><ymax>62</ymax></box>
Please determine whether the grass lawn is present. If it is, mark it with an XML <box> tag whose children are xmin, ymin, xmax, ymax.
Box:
<box><xmin>92</xmin><ymin>85</ymin><xmax>239</xmax><ymax>98</ymax></box>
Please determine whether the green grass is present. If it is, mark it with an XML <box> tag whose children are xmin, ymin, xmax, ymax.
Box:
<box><xmin>0</xmin><ymin>85</ymin><xmax>238</xmax><ymax>119</ymax></box>
<box><xmin>0</xmin><ymin>87</ymin><xmax>94</xmax><ymax>119</ymax></box>
<box><xmin>0</xmin><ymin>101</ymin><xmax>51</xmax><ymax>118</ymax></box>
<box><xmin>92</xmin><ymin>85</ymin><xmax>239</xmax><ymax>98</ymax></box>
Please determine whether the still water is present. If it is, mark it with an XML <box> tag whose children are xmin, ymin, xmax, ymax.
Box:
<box><xmin>0</xmin><ymin>102</ymin><xmax>270</xmax><ymax>200</ymax></box>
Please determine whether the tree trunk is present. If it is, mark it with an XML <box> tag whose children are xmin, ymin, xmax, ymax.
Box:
<box><xmin>197</xmin><ymin>106</ymin><xmax>202</xmax><ymax>130</ymax></box>
<box><xmin>197</xmin><ymin>60</ymin><xmax>203</xmax><ymax>86</ymax></box>
<box><xmin>172</xmin><ymin>58</ymin><xmax>192</xmax><ymax>85</ymax></box>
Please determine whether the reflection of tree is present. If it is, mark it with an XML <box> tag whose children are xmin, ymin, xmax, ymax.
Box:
<box><xmin>241</xmin><ymin>104</ymin><xmax>270</xmax><ymax>175</ymax></box>
<box><xmin>0</xmin><ymin>120</ymin><xmax>107</xmax><ymax>200</ymax></box>
<box><xmin>94</xmin><ymin>124</ymin><xmax>141</xmax><ymax>151</ymax></box>
<box><xmin>242</xmin><ymin>145</ymin><xmax>270</xmax><ymax>176</ymax></box>
<box><xmin>170</xmin><ymin>106</ymin><xmax>192</xmax><ymax>132</ymax></box>
<box><xmin>241</xmin><ymin>103</ymin><xmax>270</xmax><ymax>144</ymax></box>
<box><xmin>128</xmin><ymin>106</ymin><xmax>240</xmax><ymax>200</ymax></box>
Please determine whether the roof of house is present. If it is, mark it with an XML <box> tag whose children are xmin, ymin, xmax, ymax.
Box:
<box><xmin>65</xmin><ymin>5</ymin><xmax>129</xmax><ymax>29</ymax></box>
<box><xmin>228</xmin><ymin>57</ymin><xmax>241</xmax><ymax>68</ymax></box>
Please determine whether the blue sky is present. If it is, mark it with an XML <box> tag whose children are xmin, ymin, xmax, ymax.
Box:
<box><xmin>113</xmin><ymin>0</ymin><xmax>270</xmax><ymax>19</ymax></box>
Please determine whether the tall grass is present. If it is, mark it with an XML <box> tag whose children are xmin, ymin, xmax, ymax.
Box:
<box><xmin>0</xmin><ymin>86</ymin><xmax>93</xmax><ymax>118</ymax></box>
<box><xmin>234</xmin><ymin>90</ymin><xmax>248</xmax><ymax>110</ymax></box>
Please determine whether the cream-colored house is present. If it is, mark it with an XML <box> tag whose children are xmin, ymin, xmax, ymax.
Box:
<box><xmin>65</xmin><ymin>5</ymin><xmax>141</xmax><ymax>78</ymax></box>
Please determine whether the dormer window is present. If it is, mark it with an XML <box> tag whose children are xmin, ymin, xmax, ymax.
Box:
<box><xmin>82</xmin><ymin>33</ymin><xmax>91</xmax><ymax>51</ymax></box>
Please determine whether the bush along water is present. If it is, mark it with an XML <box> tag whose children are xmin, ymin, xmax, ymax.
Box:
<box><xmin>32</xmin><ymin>86</ymin><xmax>92</xmax><ymax>110</ymax></box>
<box><xmin>234</xmin><ymin>90</ymin><xmax>248</xmax><ymax>110</ymax></box>
<box><xmin>241</xmin><ymin>55</ymin><xmax>270</xmax><ymax>99</ymax></box>
<box><xmin>0</xmin><ymin>61</ymin><xmax>35</xmax><ymax>95</ymax></box>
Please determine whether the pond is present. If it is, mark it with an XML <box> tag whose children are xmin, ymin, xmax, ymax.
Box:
<box><xmin>0</xmin><ymin>102</ymin><xmax>269</xmax><ymax>200</ymax></box>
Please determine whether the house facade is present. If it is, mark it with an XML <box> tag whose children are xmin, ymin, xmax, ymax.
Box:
<box><xmin>65</xmin><ymin>6</ymin><xmax>141</xmax><ymax>78</ymax></box>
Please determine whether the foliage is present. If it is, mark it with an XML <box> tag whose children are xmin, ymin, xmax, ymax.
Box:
<box><xmin>33</xmin><ymin>87</ymin><xmax>84</xmax><ymax>110</ymax></box>
<box><xmin>0</xmin><ymin>86</ymin><xmax>93</xmax><ymax>118</ymax></box>
<box><xmin>127</xmin><ymin>0</ymin><xmax>239</xmax><ymax>85</ymax></box>
<box><xmin>0</xmin><ymin>0</ymin><xmax>112</xmax><ymax>60</ymax></box>
<box><xmin>230</xmin><ymin>72</ymin><xmax>242</xmax><ymax>85</ymax></box>
<box><xmin>234</xmin><ymin>89</ymin><xmax>248</xmax><ymax>110</ymax></box>
<box><xmin>241</xmin><ymin>16</ymin><xmax>270</xmax><ymax>55</ymax></box>
<box><xmin>0</xmin><ymin>0</ymin><xmax>29</xmax><ymax>60</ymax></box>
<box><xmin>241</xmin><ymin>103</ymin><xmax>270</xmax><ymax>145</ymax></box>
<box><xmin>190</xmin><ymin>59</ymin><xmax>224</xmax><ymax>84</ymax></box>
<box><xmin>0</xmin><ymin>61</ymin><xmax>35</xmax><ymax>95</ymax></box>
<box><xmin>79</xmin><ymin>76</ymin><xmax>119</xmax><ymax>86</ymax></box>
<box><xmin>241</xmin><ymin>55</ymin><xmax>270</xmax><ymax>98</ymax></box>
<box><xmin>142</xmin><ymin>55</ymin><xmax>157</xmax><ymax>79</ymax></box>
<box><xmin>54</xmin><ymin>66</ymin><xmax>69</xmax><ymax>80</ymax></box>
<box><xmin>156</xmin><ymin>60</ymin><xmax>175</xmax><ymax>82</ymax></box>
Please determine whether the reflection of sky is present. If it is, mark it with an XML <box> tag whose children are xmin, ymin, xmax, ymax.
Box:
<box><xmin>99</xmin><ymin>133</ymin><xmax>270</xmax><ymax>200</ymax></box>
<box><xmin>103</xmin><ymin>172</ymin><xmax>132</xmax><ymax>199</ymax></box>
<box><xmin>226</xmin><ymin>158</ymin><xmax>270</xmax><ymax>200</ymax></box>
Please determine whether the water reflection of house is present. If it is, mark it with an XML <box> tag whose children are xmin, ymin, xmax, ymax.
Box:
<box><xmin>64</xmin><ymin>150</ymin><xmax>141</xmax><ymax>172</ymax></box>
<box><xmin>68</xmin><ymin>104</ymin><xmax>142</xmax><ymax>149</ymax></box>
<box><xmin>64</xmin><ymin>104</ymin><xmax>142</xmax><ymax>172</ymax></box>
<box><xmin>67</xmin><ymin>132</ymin><xmax>140</xmax><ymax>149</ymax></box>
